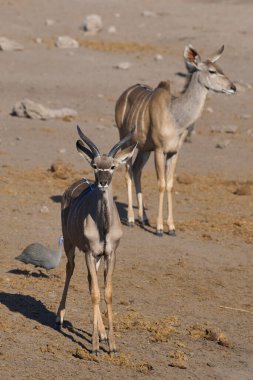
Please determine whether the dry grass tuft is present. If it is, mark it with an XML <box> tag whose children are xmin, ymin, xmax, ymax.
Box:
<box><xmin>188</xmin><ymin>324</ymin><xmax>231</xmax><ymax>347</ymax></box>
<box><xmin>168</xmin><ymin>350</ymin><xmax>188</xmax><ymax>369</ymax></box>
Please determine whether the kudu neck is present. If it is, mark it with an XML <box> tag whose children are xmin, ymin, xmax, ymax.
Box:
<box><xmin>171</xmin><ymin>71</ymin><xmax>208</xmax><ymax>131</ymax></box>
<box><xmin>96</xmin><ymin>184</ymin><xmax>114</xmax><ymax>235</ymax></box>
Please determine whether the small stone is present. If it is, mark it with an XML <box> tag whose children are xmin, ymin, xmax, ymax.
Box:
<box><xmin>40</xmin><ymin>205</ymin><xmax>49</xmax><ymax>214</ymax></box>
<box><xmin>240</xmin><ymin>113</ymin><xmax>251</xmax><ymax>120</ymax></box>
<box><xmin>206</xmin><ymin>106</ymin><xmax>213</xmax><ymax>113</ymax></box>
<box><xmin>16</xmin><ymin>136</ymin><xmax>22</xmax><ymax>141</ymax></box>
<box><xmin>114</xmin><ymin>13</ymin><xmax>120</xmax><ymax>18</ymax></box>
<box><xmin>82</xmin><ymin>14</ymin><xmax>103</xmax><ymax>34</ymax></box>
<box><xmin>0</xmin><ymin>37</ymin><xmax>24</xmax><ymax>51</ymax></box>
<box><xmin>216</xmin><ymin>140</ymin><xmax>230</xmax><ymax>149</ymax></box>
<box><xmin>59</xmin><ymin>148</ymin><xmax>66</xmax><ymax>154</ymax></box>
<box><xmin>55</xmin><ymin>36</ymin><xmax>79</xmax><ymax>49</ymax></box>
<box><xmin>141</xmin><ymin>10</ymin><xmax>157</xmax><ymax>17</ymax></box>
<box><xmin>45</xmin><ymin>19</ymin><xmax>54</xmax><ymax>26</ymax></box>
<box><xmin>97</xmin><ymin>93</ymin><xmax>104</xmax><ymax>99</ymax></box>
<box><xmin>154</xmin><ymin>54</ymin><xmax>163</xmax><ymax>61</ymax></box>
<box><xmin>108</xmin><ymin>26</ymin><xmax>116</xmax><ymax>34</ymax></box>
<box><xmin>223</xmin><ymin>125</ymin><xmax>238</xmax><ymax>134</ymax></box>
<box><xmin>114</xmin><ymin>62</ymin><xmax>132</xmax><ymax>70</ymax></box>
<box><xmin>35</xmin><ymin>38</ymin><xmax>43</xmax><ymax>44</ymax></box>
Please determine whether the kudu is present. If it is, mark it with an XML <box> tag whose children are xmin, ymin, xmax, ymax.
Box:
<box><xmin>56</xmin><ymin>126</ymin><xmax>136</xmax><ymax>355</ymax></box>
<box><xmin>115</xmin><ymin>45</ymin><xmax>236</xmax><ymax>236</ymax></box>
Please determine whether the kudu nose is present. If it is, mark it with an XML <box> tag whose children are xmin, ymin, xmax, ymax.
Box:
<box><xmin>231</xmin><ymin>84</ymin><xmax>236</xmax><ymax>93</ymax></box>
<box><xmin>99</xmin><ymin>180</ymin><xmax>107</xmax><ymax>187</ymax></box>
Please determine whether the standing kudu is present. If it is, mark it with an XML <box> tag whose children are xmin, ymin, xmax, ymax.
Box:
<box><xmin>115</xmin><ymin>45</ymin><xmax>236</xmax><ymax>236</ymax></box>
<box><xmin>56</xmin><ymin>126</ymin><xmax>136</xmax><ymax>355</ymax></box>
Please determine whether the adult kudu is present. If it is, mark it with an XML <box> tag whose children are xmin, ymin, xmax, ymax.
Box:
<box><xmin>115</xmin><ymin>44</ymin><xmax>236</xmax><ymax>236</ymax></box>
<box><xmin>56</xmin><ymin>126</ymin><xmax>136</xmax><ymax>355</ymax></box>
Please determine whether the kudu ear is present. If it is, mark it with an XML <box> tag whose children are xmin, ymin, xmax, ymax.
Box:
<box><xmin>114</xmin><ymin>143</ymin><xmax>138</xmax><ymax>165</ymax></box>
<box><xmin>76</xmin><ymin>140</ymin><xmax>94</xmax><ymax>165</ymax></box>
<box><xmin>184</xmin><ymin>45</ymin><xmax>201</xmax><ymax>72</ymax></box>
<box><xmin>208</xmin><ymin>45</ymin><xmax>224</xmax><ymax>63</ymax></box>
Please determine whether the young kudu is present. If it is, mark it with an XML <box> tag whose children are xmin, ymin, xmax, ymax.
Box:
<box><xmin>56</xmin><ymin>126</ymin><xmax>136</xmax><ymax>355</ymax></box>
<box><xmin>115</xmin><ymin>45</ymin><xmax>236</xmax><ymax>236</ymax></box>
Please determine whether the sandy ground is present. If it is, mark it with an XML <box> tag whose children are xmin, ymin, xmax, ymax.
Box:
<box><xmin>0</xmin><ymin>1</ymin><xmax>253</xmax><ymax>379</ymax></box>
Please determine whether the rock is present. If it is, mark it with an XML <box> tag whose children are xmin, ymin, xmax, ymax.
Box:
<box><xmin>216</xmin><ymin>140</ymin><xmax>230</xmax><ymax>149</ymax></box>
<box><xmin>82</xmin><ymin>14</ymin><xmax>103</xmax><ymax>34</ymax></box>
<box><xmin>55</xmin><ymin>36</ymin><xmax>79</xmax><ymax>49</ymax></box>
<box><xmin>45</xmin><ymin>19</ymin><xmax>54</xmax><ymax>26</ymax></box>
<box><xmin>206</xmin><ymin>106</ymin><xmax>213</xmax><ymax>113</ymax></box>
<box><xmin>223</xmin><ymin>125</ymin><xmax>239</xmax><ymax>134</ymax></box>
<box><xmin>35</xmin><ymin>38</ymin><xmax>43</xmax><ymax>44</ymax></box>
<box><xmin>154</xmin><ymin>54</ymin><xmax>163</xmax><ymax>61</ymax></box>
<box><xmin>40</xmin><ymin>205</ymin><xmax>49</xmax><ymax>214</ymax></box>
<box><xmin>114</xmin><ymin>62</ymin><xmax>132</xmax><ymax>70</ymax></box>
<box><xmin>141</xmin><ymin>10</ymin><xmax>157</xmax><ymax>17</ymax></box>
<box><xmin>108</xmin><ymin>26</ymin><xmax>116</xmax><ymax>34</ymax></box>
<box><xmin>12</xmin><ymin>99</ymin><xmax>77</xmax><ymax>121</ymax></box>
<box><xmin>240</xmin><ymin>113</ymin><xmax>251</xmax><ymax>120</ymax></box>
<box><xmin>0</xmin><ymin>37</ymin><xmax>24</xmax><ymax>51</ymax></box>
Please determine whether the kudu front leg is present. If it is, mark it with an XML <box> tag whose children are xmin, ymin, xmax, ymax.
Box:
<box><xmin>154</xmin><ymin>149</ymin><xmax>166</xmax><ymax>236</ymax></box>
<box><xmin>104</xmin><ymin>251</ymin><xmax>116</xmax><ymax>355</ymax></box>
<box><xmin>165</xmin><ymin>153</ymin><xmax>178</xmax><ymax>236</ymax></box>
<box><xmin>86</xmin><ymin>254</ymin><xmax>101</xmax><ymax>355</ymax></box>
<box><xmin>56</xmin><ymin>244</ymin><xmax>75</xmax><ymax>326</ymax></box>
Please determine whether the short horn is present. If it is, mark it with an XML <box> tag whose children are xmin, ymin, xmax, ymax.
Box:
<box><xmin>108</xmin><ymin>128</ymin><xmax>135</xmax><ymax>157</ymax></box>
<box><xmin>77</xmin><ymin>125</ymin><xmax>100</xmax><ymax>157</ymax></box>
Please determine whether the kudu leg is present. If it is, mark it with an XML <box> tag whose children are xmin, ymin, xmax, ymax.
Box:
<box><xmin>154</xmin><ymin>149</ymin><xmax>166</xmax><ymax>236</ymax></box>
<box><xmin>86</xmin><ymin>253</ymin><xmax>101</xmax><ymax>354</ymax></box>
<box><xmin>56</xmin><ymin>244</ymin><xmax>75</xmax><ymax>326</ymax></box>
<box><xmin>88</xmin><ymin>271</ymin><xmax>107</xmax><ymax>342</ymax></box>
<box><xmin>133</xmin><ymin>150</ymin><xmax>151</xmax><ymax>225</ymax></box>
<box><xmin>125</xmin><ymin>159</ymin><xmax>135</xmax><ymax>226</ymax></box>
<box><xmin>104</xmin><ymin>251</ymin><xmax>116</xmax><ymax>354</ymax></box>
<box><xmin>165</xmin><ymin>154</ymin><xmax>178</xmax><ymax>235</ymax></box>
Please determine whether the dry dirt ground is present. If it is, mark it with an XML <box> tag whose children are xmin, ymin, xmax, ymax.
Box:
<box><xmin>0</xmin><ymin>1</ymin><xmax>253</xmax><ymax>379</ymax></box>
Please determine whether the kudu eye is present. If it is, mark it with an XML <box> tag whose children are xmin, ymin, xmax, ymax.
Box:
<box><xmin>208</xmin><ymin>69</ymin><xmax>217</xmax><ymax>75</ymax></box>
<box><xmin>93</xmin><ymin>163</ymin><xmax>97</xmax><ymax>169</ymax></box>
<box><xmin>111</xmin><ymin>165</ymin><xmax>116</xmax><ymax>170</ymax></box>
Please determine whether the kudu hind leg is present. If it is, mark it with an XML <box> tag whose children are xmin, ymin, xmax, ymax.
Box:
<box><xmin>154</xmin><ymin>149</ymin><xmax>166</xmax><ymax>236</ymax></box>
<box><xmin>56</xmin><ymin>243</ymin><xmax>75</xmax><ymax>326</ymax></box>
<box><xmin>125</xmin><ymin>159</ymin><xmax>135</xmax><ymax>226</ymax></box>
<box><xmin>133</xmin><ymin>150</ymin><xmax>151</xmax><ymax>225</ymax></box>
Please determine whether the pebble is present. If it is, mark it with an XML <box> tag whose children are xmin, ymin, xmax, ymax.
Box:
<box><xmin>141</xmin><ymin>10</ymin><xmax>157</xmax><ymax>17</ymax></box>
<box><xmin>223</xmin><ymin>125</ymin><xmax>239</xmax><ymax>134</ymax></box>
<box><xmin>114</xmin><ymin>62</ymin><xmax>132</xmax><ymax>70</ymax></box>
<box><xmin>82</xmin><ymin>14</ymin><xmax>103</xmax><ymax>34</ymax></box>
<box><xmin>35</xmin><ymin>38</ymin><xmax>43</xmax><ymax>44</ymax></box>
<box><xmin>59</xmin><ymin>148</ymin><xmax>66</xmax><ymax>154</ymax></box>
<box><xmin>55</xmin><ymin>36</ymin><xmax>79</xmax><ymax>49</ymax></box>
<box><xmin>45</xmin><ymin>19</ymin><xmax>54</xmax><ymax>26</ymax></box>
<box><xmin>240</xmin><ymin>113</ymin><xmax>251</xmax><ymax>120</ymax></box>
<box><xmin>206</xmin><ymin>106</ymin><xmax>213</xmax><ymax>113</ymax></box>
<box><xmin>154</xmin><ymin>54</ymin><xmax>163</xmax><ymax>61</ymax></box>
<box><xmin>216</xmin><ymin>140</ymin><xmax>230</xmax><ymax>149</ymax></box>
<box><xmin>40</xmin><ymin>205</ymin><xmax>49</xmax><ymax>214</ymax></box>
<box><xmin>108</xmin><ymin>25</ymin><xmax>116</xmax><ymax>34</ymax></box>
<box><xmin>0</xmin><ymin>37</ymin><xmax>24</xmax><ymax>51</ymax></box>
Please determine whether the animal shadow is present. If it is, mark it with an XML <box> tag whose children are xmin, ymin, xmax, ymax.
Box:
<box><xmin>8</xmin><ymin>268</ymin><xmax>49</xmax><ymax>278</ymax></box>
<box><xmin>0</xmin><ymin>292</ymin><xmax>106</xmax><ymax>353</ymax></box>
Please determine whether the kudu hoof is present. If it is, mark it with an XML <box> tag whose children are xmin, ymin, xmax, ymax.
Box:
<box><xmin>109</xmin><ymin>349</ymin><xmax>117</xmax><ymax>357</ymax></box>
<box><xmin>168</xmin><ymin>229</ymin><xmax>176</xmax><ymax>237</ymax></box>
<box><xmin>156</xmin><ymin>230</ymin><xmax>163</xmax><ymax>237</ymax></box>
<box><xmin>127</xmin><ymin>221</ymin><xmax>135</xmax><ymax>228</ymax></box>
<box><xmin>92</xmin><ymin>350</ymin><xmax>100</xmax><ymax>357</ymax></box>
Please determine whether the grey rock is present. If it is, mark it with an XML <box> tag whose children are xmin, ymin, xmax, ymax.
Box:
<box><xmin>223</xmin><ymin>125</ymin><xmax>239</xmax><ymax>134</ymax></box>
<box><xmin>114</xmin><ymin>62</ymin><xmax>132</xmax><ymax>70</ymax></box>
<box><xmin>216</xmin><ymin>140</ymin><xmax>230</xmax><ymax>149</ymax></box>
<box><xmin>12</xmin><ymin>99</ymin><xmax>77</xmax><ymax>120</ymax></box>
<box><xmin>0</xmin><ymin>37</ymin><xmax>24</xmax><ymax>51</ymax></box>
<box><xmin>82</xmin><ymin>14</ymin><xmax>103</xmax><ymax>34</ymax></box>
<box><xmin>55</xmin><ymin>36</ymin><xmax>79</xmax><ymax>49</ymax></box>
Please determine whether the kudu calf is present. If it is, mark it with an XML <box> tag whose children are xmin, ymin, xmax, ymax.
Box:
<box><xmin>56</xmin><ymin>126</ymin><xmax>136</xmax><ymax>355</ymax></box>
<box><xmin>115</xmin><ymin>45</ymin><xmax>236</xmax><ymax>236</ymax></box>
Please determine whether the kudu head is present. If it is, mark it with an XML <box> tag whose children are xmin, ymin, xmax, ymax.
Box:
<box><xmin>184</xmin><ymin>45</ymin><xmax>236</xmax><ymax>94</ymax></box>
<box><xmin>76</xmin><ymin>126</ymin><xmax>137</xmax><ymax>191</ymax></box>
